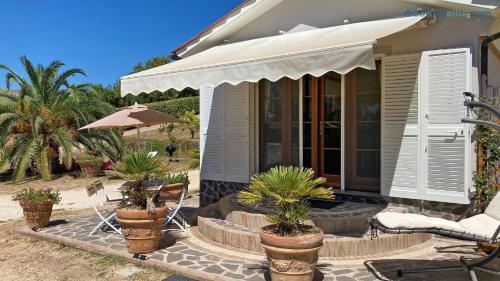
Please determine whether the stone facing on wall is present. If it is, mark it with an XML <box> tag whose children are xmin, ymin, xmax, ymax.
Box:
<box><xmin>200</xmin><ymin>180</ymin><xmax>469</xmax><ymax>218</ymax></box>
<box><xmin>388</xmin><ymin>197</ymin><xmax>469</xmax><ymax>220</ymax></box>
<box><xmin>200</xmin><ymin>180</ymin><xmax>247</xmax><ymax>207</ymax></box>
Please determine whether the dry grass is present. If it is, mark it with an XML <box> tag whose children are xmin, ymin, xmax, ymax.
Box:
<box><xmin>0</xmin><ymin>209</ymin><xmax>171</xmax><ymax>281</ymax></box>
<box><xmin>123</xmin><ymin>127</ymin><xmax>199</xmax><ymax>173</ymax></box>
<box><xmin>0</xmin><ymin>174</ymin><xmax>120</xmax><ymax>196</ymax></box>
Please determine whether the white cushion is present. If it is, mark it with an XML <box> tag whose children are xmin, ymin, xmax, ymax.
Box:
<box><xmin>485</xmin><ymin>193</ymin><xmax>500</xmax><ymax>221</ymax></box>
<box><xmin>376</xmin><ymin>211</ymin><xmax>500</xmax><ymax>240</ymax></box>
<box><xmin>375</xmin><ymin>212</ymin><xmax>465</xmax><ymax>232</ymax></box>
<box><xmin>459</xmin><ymin>214</ymin><xmax>500</xmax><ymax>239</ymax></box>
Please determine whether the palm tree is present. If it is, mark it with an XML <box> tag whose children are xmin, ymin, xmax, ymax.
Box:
<box><xmin>0</xmin><ymin>56</ymin><xmax>123</xmax><ymax>182</ymax></box>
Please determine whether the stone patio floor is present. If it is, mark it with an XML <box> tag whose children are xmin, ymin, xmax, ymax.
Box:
<box><xmin>16</xmin><ymin>211</ymin><xmax>500</xmax><ymax>281</ymax></box>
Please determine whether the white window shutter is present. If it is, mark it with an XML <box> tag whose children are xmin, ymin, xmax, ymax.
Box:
<box><xmin>420</xmin><ymin>48</ymin><xmax>472</xmax><ymax>204</ymax></box>
<box><xmin>200</xmin><ymin>85</ymin><xmax>224</xmax><ymax>181</ymax></box>
<box><xmin>224</xmin><ymin>82</ymin><xmax>251</xmax><ymax>183</ymax></box>
<box><xmin>381</xmin><ymin>54</ymin><xmax>422</xmax><ymax>199</ymax></box>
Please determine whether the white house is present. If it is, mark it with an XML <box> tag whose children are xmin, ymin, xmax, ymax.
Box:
<box><xmin>121</xmin><ymin>0</ymin><xmax>500</xmax><ymax>214</ymax></box>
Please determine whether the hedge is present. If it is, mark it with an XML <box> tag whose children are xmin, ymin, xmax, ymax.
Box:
<box><xmin>147</xmin><ymin>96</ymin><xmax>199</xmax><ymax>117</ymax></box>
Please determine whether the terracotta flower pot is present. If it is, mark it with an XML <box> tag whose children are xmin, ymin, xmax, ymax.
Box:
<box><xmin>477</xmin><ymin>241</ymin><xmax>500</xmax><ymax>254</ymax></box>
<box><xmin>116</xmin><ymin>206</ymin><xmax>169</xmax><ymax>254</ymax></box>
<box><xmin>19</xmin><ymin>200</ymin><xmax>54</xmax><ymax>228</ymax></box>
<box><xmin>156</xmin><ymin>183</ymin><xmax>185</xmax><ymax>206</ymax></box>
<box><xmin>259</xmin><ymin>227</ymin><xmax>324</xmax><ymax>281</ymax></box>
<box><xmin>78</xmin><ymin>160</ymin><xmax>102</xmax><ymax>177</ymax></box>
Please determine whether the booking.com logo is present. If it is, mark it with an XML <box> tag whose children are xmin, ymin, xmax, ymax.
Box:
<box><xmin>404</xmin><ymin>9</ymin><xmax>492</xmax><ymax>18</ymax></box>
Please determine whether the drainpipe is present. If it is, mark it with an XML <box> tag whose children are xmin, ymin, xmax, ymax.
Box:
<box><xmin>480</xmin><ymin>31</ymin><xmax>500</xmax><ymax>96</ymax></box>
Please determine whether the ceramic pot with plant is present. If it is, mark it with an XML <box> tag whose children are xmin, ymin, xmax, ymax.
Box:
<box><xmin>75</xmin><ymin>155</ymin><xmax>104</xmax><ymax>177</ymax></box>
<box><xmin>13</xmin><ymin>187</ymin><xmax>61</xmax><ymax>228</ymax></box>
<box><xmin>239</xmin><ymin>166</ymin><xmax>333</xmax><ymax>281</ymax></box>
<box><xmin>113</xmin><ymin>150</ymin><xmax>170</xmax><ymax>254</ymax></box>
<box><xmin>157</xmin><ymin>172</ymin><xmax>189</xmax><ymax>205</ymax></box>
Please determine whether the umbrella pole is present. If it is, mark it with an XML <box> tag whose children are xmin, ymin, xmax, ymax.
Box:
<box><xmin>137</xmin><ymin>127</ymin><xmax>141</xmax><ymax>149</ymax></box>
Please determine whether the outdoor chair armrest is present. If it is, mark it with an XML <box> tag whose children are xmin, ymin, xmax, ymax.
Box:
<box><xmin>491</xmin><ymin>225</ymin><xmax>500</xmax><ymax>244</ymax></box>
<box><xmin>455</xmin><ymin>195</ymin><xmax>492</xmax><ymax>222</ymax></box>
<box><xmin>456</xmin><ymin>196</ymin><xmax>478</xmax><ymax>222</ymax></box>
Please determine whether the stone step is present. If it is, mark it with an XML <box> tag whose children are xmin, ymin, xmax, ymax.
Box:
<box><xmin>197</xmin><ymin>216</ymin><xmax>431</xmax><ymax>258</ymax></box>
<box><xmin>218</xmin><ymin>194</ymin><xmax>406</xmax><ymax>234</ymax></box>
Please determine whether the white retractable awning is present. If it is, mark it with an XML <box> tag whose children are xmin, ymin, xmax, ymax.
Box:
<box><xmin>121</xmin><ymin>16</ymin><xmax>424</xmax><ymax>96</ymax></box>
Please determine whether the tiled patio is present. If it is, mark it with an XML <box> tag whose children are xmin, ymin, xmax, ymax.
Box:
<box><xmin>16</xmin><ymin>211</ymin><xmax>500</xmax><ymax>281</ymax></box>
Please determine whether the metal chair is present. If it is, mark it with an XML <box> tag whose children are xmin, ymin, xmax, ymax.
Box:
<box><xmin>154</xmin><ymin>182</ymin><xmax>189</xmax><ymax>231</ymax></box>
<box><xmin>85</xmin><ymin>180</ymin><xmax>122</xmax><ymax>236</ymax></box>
<box><xmin>368</xmin><ymin>193</ymin><xmax>500</xmax><ymax>281</ymax></box>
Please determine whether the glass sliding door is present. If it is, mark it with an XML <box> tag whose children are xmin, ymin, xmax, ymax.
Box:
<box><xmin>346</xmin><ymin>63</ymin><xmax>381</xmax><ymax>192</ymax></box>
<box><xmin>259</xmin><ymin>78</ymin><xmax>299</xmax><ymax>172</ymax></box>
<box><xmin>319</xmin><ymin>73</ymin><xmax>342</xmax><ymax>186</ymax></box>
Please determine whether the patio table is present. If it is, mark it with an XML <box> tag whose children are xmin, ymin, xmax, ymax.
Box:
<box><xmin>116</xmin><ymin>180</ymin><xmax>166</xmax><ymax>201</ymax></box>
<box><xmin>116</xmin><ymin>180</ymin><xmax>166</xmax><ymax>192</ymax></box>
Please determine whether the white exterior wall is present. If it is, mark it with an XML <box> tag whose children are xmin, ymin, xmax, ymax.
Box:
<box><xmin>197</xmin><ymin>0</ymin><xmax>499</xmax><ymax>203</ymax></box>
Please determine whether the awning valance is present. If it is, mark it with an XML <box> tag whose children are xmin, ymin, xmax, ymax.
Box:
<box><xmin>121</xmin><ymin>16</ymin><xmax>424</xmax><ymax>96</ymax></box>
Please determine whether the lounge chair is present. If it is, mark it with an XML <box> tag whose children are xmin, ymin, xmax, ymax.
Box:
<box><xmin>85</xmin><ymin>180</ymin><xmax>122</xmax><ymax>236</ymax></box>
<box><xmin>368</xmin><ymin>193</ymin><xmax>500</xmax><ymax>281</ymax></box>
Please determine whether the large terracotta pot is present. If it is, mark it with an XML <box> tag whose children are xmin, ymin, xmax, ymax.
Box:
<box><xmin>116</xmin><ymin>206</ymin><xmax>168</xmax><ymax>254</ymax></box>
<box><xmin>157</xmin><ymin>183</ymin><xmax>185</xmax><ymax>206</ymax></box>
<box><xmin>259</xmin><ymin>227</ymin><xmax>324</xmax><ymax>281</ymax></box>
<box><xmin>78</xmin><ymin>160</ymin><xmax>102</xmax><ymax>177</ymax></box>
<box><xmin>19</xmin><ymin>200</ymin><xmax>54</xmax><ymax>228</ymax></box>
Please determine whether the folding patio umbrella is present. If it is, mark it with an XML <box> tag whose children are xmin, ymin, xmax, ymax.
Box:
<box><xmin>78</xmin><ymin>103</ymin><xmax>182</xmax><ymax>147</ymax></box>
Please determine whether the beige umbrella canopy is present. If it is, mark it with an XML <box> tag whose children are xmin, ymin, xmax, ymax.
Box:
<box><xmin>78</xmin><ymin>103</ymin><xmax>181</xmax><ymax>146</ymax></box>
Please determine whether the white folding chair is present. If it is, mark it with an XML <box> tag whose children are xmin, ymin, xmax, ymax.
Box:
<box><xmin>154</xmin><ymin>183</ymin><xmax>189</xmax><ymax>231</ymax></box>
<box><xmin>85</xmin><ymin>181</ymin><xmax>122</xmax><ymax>236</ymax></box>
<box><xmin>147</xmin><ymin>151</ymin><xmax>158</xmax><ymax>158</ymax></box>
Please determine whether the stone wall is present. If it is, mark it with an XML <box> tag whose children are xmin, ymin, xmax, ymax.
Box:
<box><xmin>388</xmin><ymin>197</ymin><xmax>469</xmax><ymax>220</ymax></box>
<box><xmin>200</xmin><ymin>180</ymin><xmax>470</xmax><ymax>218</ymax></box>
<box><xmin>199</xmin><ymin>180</ymin><xmax>247</xmax><ymax>207</ymax></box>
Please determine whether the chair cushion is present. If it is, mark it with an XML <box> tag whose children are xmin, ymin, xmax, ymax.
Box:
<box><xmin>376</xmin><ymin>212</ymin><xmax>500</xmax><ymax>241</ymax></box>
<box><xmin>485</xmin><ymin>193</ymin><xmax>500</xmax><ymax>221</ymax></box>
<box><xmin>459</xmin><ymin>214</ymin><xmax>500</xmax><ymax>240</ymax></box>
<box><xmin>375</xmin><ymin>212</ymin><xmax>464</xmax><ymax>233</ymax></box>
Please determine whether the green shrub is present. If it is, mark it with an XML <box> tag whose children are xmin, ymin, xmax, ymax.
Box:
<box><xmin>163</xmin><ymin>172</ymin><xmax>189</xmax><ymax>185</ymax></box>
<box><xmin>147</xmin><ymin>96</ymin><xmax>199</xmax><ymax>117</ymax></box>
<box><xmin>238</xmin><ymin>166</ymin><xmax>333</xmax><ymax>236</ymax></box>
<box><xmin>75</xmin><ymin>155</ymin><xmax>105</xmax><ymax>167</ymax></box>
<box><xmin>113</xmin><ymin>149</ymin><xmax>170</xmax><ymax>209</ymax></box>
<box><xmin>13</xmin><ymin>187</ymin><xmax>61</xmax><ymax>205</ymax></box>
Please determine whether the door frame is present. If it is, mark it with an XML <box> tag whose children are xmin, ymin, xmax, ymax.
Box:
<box><xmin>344</xmin><ymin>69</ymin><xmax>381</xmax><ymax>192</ymax></box>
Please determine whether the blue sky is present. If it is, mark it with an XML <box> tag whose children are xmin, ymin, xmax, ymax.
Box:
<box><xmin>0</xmin><ymin>0</ymin><xmax>242</xmax><ymax>86</ymax></box>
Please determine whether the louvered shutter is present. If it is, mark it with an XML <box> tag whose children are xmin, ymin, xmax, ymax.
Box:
<box><xmin>224</xmin><ymin>83</ymin><xmax>251</xmax><ymax>183</ymax></box>
<box><xmin>381</xmin><ymin>54</ymin><xmax>421</xmax><ymax>199</ymax></box>
<box><xmin>420</xmin><ymin>48</ymin><xmax>471</xmax><ymax>204</ymax></box>
<box><xmin>200</xmin><ymin>85</ymin><xmax>224</xmax><ymax>181</ymax></box>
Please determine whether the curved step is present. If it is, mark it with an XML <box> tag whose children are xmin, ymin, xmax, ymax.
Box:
<box><xmin>218</xmin><ymin>194</ymin><xmax>403</xmax><ymax>234</ymax></box>
<box><xmin>197</xmin><ymin>217</ymin><xmax>431</xmax><ymax>258</ymax></box>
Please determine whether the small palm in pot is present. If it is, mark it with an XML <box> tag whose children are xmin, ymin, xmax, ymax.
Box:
<box><xmin>238</xmin><ymin>166</ymin><xmax>333</xmax><ymax>281</ymax></box>
<box><xmin>113</xmin><ymin>149</ymin><xmax>170</xmax><ymax>253</ymax></box>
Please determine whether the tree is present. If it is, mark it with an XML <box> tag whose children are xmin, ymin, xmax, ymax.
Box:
<box><xmin>179</xmin><ymin>110</ymin><xmax>199</xmax><ymax>139</ymax></box>
<box><xmin>93</xmin><ymin>55</ymin><xmax>199</xmax><ymax>108</ymax></box>
<box><xmin>0</xmin><ymin>56</ymin><xmax>123</xmax><ymax>182</ymax></box>
<box><xmin>133</xmin><ymin>56</ymin><xmax>173</xmax><ymax>73</ymax></box>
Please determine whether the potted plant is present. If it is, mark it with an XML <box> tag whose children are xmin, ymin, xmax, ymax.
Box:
<box><xmin>75</xmin><ymin>154</ymin><xmax>104</xmax><ymax>177</ymax></box>
<box><xmin>238</xmin><ymin>166</ymin><xmax>333</xmax><ymax>281</ymax></box>
<box><xmin>157</xmin><ymin>172</ymin><xmax>189</xmax><ymax>205</ymax></box>
<box><xmin>13</xmin><ymin>187</ymin><xmax>61</xmax><ymax>228</ymax></box>
<box><xmin>473</xmin><ymin>125</ymin><xmax>499</xmax><ymax>253</ymax></box>
<box><xmin>113</xmin><ymin>149</ymin><xmax>170</xmax><ymax>254</ymax></box>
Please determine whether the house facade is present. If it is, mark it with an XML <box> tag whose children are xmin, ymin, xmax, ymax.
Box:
<box><xmin>121</xmin><ymin>0</ymin><xmax>500</xmax><ymax>213</ymax></box>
